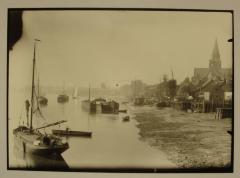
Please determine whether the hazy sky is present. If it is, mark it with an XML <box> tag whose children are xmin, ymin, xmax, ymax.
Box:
<box><xmin>9</xmin><ymin>10</ymin><xmax>232</xmax><ymax>89</ymax></box>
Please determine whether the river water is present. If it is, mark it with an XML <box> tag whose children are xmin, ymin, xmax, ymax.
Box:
<box><xmin>8</xmin><ymin>91</ymin><xmax>175</xmax><ymax>170</ymax></box>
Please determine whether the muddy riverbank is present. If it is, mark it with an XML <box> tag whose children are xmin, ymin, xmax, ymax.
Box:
<box><xmin>132</xmin><ymin>106</ymin><xmax>232</xmax><ymax>168</ymax></box>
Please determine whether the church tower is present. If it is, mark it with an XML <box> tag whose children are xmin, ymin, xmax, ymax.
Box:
<box><xmin>209</xmin><ymin>39</ymin><xmax>222</xmax><ymax>78</ymax></box>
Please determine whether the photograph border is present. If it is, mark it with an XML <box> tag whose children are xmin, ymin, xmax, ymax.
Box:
<box><xmin>6</xmin><ymin>7</ymin><xmax>234</xmax><ymax>173</ymax></box>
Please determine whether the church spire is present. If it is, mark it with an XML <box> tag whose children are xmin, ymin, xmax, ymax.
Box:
<box><xmin>212</xmin><ymin>39</ymin><xmax>220</xmax><ymax>61</ymax></box>
<box><xmin>209</xmin><ymin>39</ymin><xmax>222</xmax><ymax>77</ymax></box>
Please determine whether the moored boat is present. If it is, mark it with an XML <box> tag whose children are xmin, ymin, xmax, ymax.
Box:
<box><xmin>134</xmin><ymin>97</ymin><xmax>145</xmax><ymax>106</ymax></box>
<box><xmin>13</xmin><ymin>39</ymin><xmax>69</xmax><ymax>156</ymax></box>
<box><xmin>122</xmin><ymin>115</ymin><xmax>130</xmax><ymax>122</ymax></box>
<box><xmin>38</xmin><ymin>96</ymin><xmax>48</xmax><ymax>105</ymax></box>
<box><xmin>81</xmin><ymin>85</ymin><xmax>97</xmax><ymax>113</ymax></box>
<box><xmin>81</xmin><ymin>85</ymin><xmax>119</xmax><ymax>114</ymax></box>
<box><xmin>14</xmin><ymin>126</ymin><xmax>69</xmax><ymax>155</ymax></box>
<box><xmin>57</xmin><ymin>94</ymin><xmax>69</xmax><ymax>103</ymax></box>
<box><xmin>100</xmin><ymin>100</ymin><xmax>119</xmax><ymax>114</ymax></box>
<box><xmin>52</xmin><ymin>129</ymin><xmax>92</xmax><ymax>137</ymax></box>
<box><xmin>37</xmin><ymin>77</ymin><xmax>48</xmax><ymax>106</ymax></box>
<box><xmin>81</xmin><ymin>99</ymin><xmax>96</xmax><ymax>113</ymax></box>
<box><xmin>57</xmin><ymin>81</ymin><xmax>69</xmax><ymax>103</ymax></box>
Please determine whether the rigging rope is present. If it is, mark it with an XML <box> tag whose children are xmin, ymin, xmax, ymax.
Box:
<box><xmin>18</xmin><ymin>103</ymin><xmax>25</xmax><ymax>126</ymax></box>
<box><xmin>33</xmin><ymin>87</ymin><xmax>46</xmax><ymax>120</ymax></box>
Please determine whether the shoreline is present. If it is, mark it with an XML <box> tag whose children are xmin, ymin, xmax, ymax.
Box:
<box><xmin>132</xmin><ymin>106</ymin><xmax>232</xmax><ymax>168</ymax></box>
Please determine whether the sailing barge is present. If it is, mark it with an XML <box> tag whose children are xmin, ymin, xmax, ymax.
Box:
<box><xmin>14</xmin><ymin>123</ymin><xmax>69</xmax><ymax>155</ymax></box>
<box><xmin>13</xmin><ymin>39</ymin><xmax>69</xmax><ymax>155</ymax></box>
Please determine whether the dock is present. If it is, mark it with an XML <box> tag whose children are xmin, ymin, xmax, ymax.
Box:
<box><xmin>215</xmin><ymin>108</ymin><xmax>232</xmax><ymax>119</ymax></box>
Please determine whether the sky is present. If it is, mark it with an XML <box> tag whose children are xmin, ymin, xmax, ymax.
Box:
<box><xmin>9</xmin><ymin>10</ymin><xmax>232</xmax><ymax>89</ymax></box>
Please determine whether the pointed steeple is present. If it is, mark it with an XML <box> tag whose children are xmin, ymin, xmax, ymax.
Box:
<box><xmin>212</xmin><ymin>39</ymin><xmax>220</xmax><ymax>61</ymax></box>
<box><xmin>209</xmin><ymin>39</ymin><xmax>222</xmax><ymax>77</ymax></box>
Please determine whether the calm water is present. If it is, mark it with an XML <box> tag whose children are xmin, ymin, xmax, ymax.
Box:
<box><xmin>9</xmin><ymin>91</ymin><xmax>175</xmax><ymax>169</ymax></box>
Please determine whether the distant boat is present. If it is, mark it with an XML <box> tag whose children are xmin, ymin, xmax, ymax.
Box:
<box><xmin>38</xmin><ymin>96</ymin><xmax>48</xmax><ymax>105</ymax></box>
<box><xmin>72</xmin><ymin>86</ymin><xmax>78</xmax><ymax>99</ymax></box>
<box><xmin>13</xmin><ymin>39</ymin><xmax>69</xmax><ymax>156</ymax></box>
<box><xmin>57</xmin><ymin>94</ymin><xmax>69</xmax><ymax>103</ymax></box>
<box><xmin>81</xmin><ymin>86</ymin><xmax>119</xmax><ymax>114</ymax></box>
<box><xmin>98</xmin><ymin>99</ymin><xmax>119</xmax><ymax>114</ymax></box>
<box><xmin>57</xmin><ymin>82</ymin><xmax>69</xmax><ymax>103</ymax></box>
<box><xmin>122</xmin><ymin>115</ymin><xmax>130</xmax><ymax>122</ymax></box>
<box><xmin>37</xmin><ymin>77</ymin><xmax>48</xmax><ymax>106</ymax></box>
<box><xmin>81</xmin><ymin>85</ymin><xmax>96</xmax><ymax>113</ymax></box>
<box><xmin>134</xmin><ymin>97</ymin><xmax>145</xmax><ymax>106</ymax></box>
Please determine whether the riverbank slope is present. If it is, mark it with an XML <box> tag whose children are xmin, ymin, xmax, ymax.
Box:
<box><xmin>132</xmin><ymin>106</ymin><xmax>232</xmax><ymax>168</ymax></box>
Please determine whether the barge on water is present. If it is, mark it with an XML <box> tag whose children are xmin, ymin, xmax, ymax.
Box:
<box><xmin>81</xmin><ymin>99</ymin><xmax>97</xmax><ymax>113</ymax></box>
<box><xmin>81</xmin><ymin>98</ymin><xmax>119</xmax><ymax>114</ymax></box>
<box><xmin>81</xmin><ymin>85</ymin><xmax>119</xmax><ymax>114</ymax></box>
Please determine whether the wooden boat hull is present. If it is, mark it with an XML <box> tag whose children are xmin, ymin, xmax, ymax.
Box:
<box><xmin>38</xmin><ymin>96</ymin><xmax>48</xmax><ymax>105</ymax></box>
<box><xmin>81</xmin><ymin>100</ymin><xmax>96</xmax><ymax>113</ymax></box>
<box><xmin>14</xmin><ymin>128</ymin><xmax>69</xmax><ymax>156</ymax></box>
<box><xmin>57</xmin><ymin>95</ymin><xmax>69</xmax><ymax>103</ymax></box>
<box><xmin>101</xmin><ymin>102</ymin><xmax>119</xmax><ymax>114</ymax></box>
<box><xmin>52</xmin><ymin>129</ymin><xmax>92</xmax><ymax>137</ymax></box>
<box><xmin>82</xmin><ymin>99</ymin><xmax>119</xmax><ymax>114</ymax></box>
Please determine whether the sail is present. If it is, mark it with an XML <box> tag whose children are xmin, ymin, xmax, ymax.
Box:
<box><xmin>73</xmin><ymin>86</ymin><xmax>78</xmax><ymax>98</ymax></box>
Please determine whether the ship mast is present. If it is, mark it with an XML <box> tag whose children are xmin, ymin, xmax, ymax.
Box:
<box><xmin>171</xmin><ymin>68</ymin><xmax>174</xmax><ymax>80</ymax></box>
<box><xmin>30</xmin><ymin>39</ymin><xmax>41</xmax><ymax>130</ymax></box>
<box><xmin>88</xmin><ymin>84</ymin><xmax>91</xmax><ymax>100</ymax></box>
<box><xmin>38</xmin><ymin>76</ymin><xmax>40</xmax><ymax>97</ymax></box>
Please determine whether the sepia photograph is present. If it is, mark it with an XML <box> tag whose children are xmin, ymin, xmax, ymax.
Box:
<box><xmin>7</xmin><ymin>9</ymin><xmax>233</xmax><ymax>172</ymax></box>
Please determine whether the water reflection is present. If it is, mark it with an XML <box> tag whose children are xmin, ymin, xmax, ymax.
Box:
<box><xmin>13</xmin><ymin>145</ymin><xmax>69</xmax><ymax>170</ymax></box>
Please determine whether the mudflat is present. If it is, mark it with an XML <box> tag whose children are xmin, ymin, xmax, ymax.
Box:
<box><xmin>132</xmin><ymin>106</ymin><xmax>232</xmax><ymax>168</ymax></box>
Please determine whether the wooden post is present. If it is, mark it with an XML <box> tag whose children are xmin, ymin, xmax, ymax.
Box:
<box><xmin>202</xmin><ymin>100</ymin><xmax>205</xmax><ymax>113</ymax></box>
<box><xmin>211</xmin><ymin>98</ymin><xmax>214</xmax><ymax>112</ymax></box>
<box><xmin>222</xmin><ymin>96</ymin><xmax>225</xmax><ymax>108</ymax></box>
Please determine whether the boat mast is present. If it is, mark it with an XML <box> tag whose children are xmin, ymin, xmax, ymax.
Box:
<box><xmin>88</xmin><ymin>84</ymin><xmax>91</xmax><ymax>100</ymax></box>
<box><xmin>38</xmin><ymin>76</ymin><xmax>40</xmax><ymax>97</ymax></box>
<box><xmin>171</xmin><ymin>68</ymin><xmax>174</xmax><ymax>80</ymax></box>
<box><xmin>63</xmin><ymin>81</ymin><xmax>65</xmax><ymax>94</ymax></box>
<box><xmin>30</xmin><ymin>39</ymin><xmax>40</xmax><ymax>130</ymax></box>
